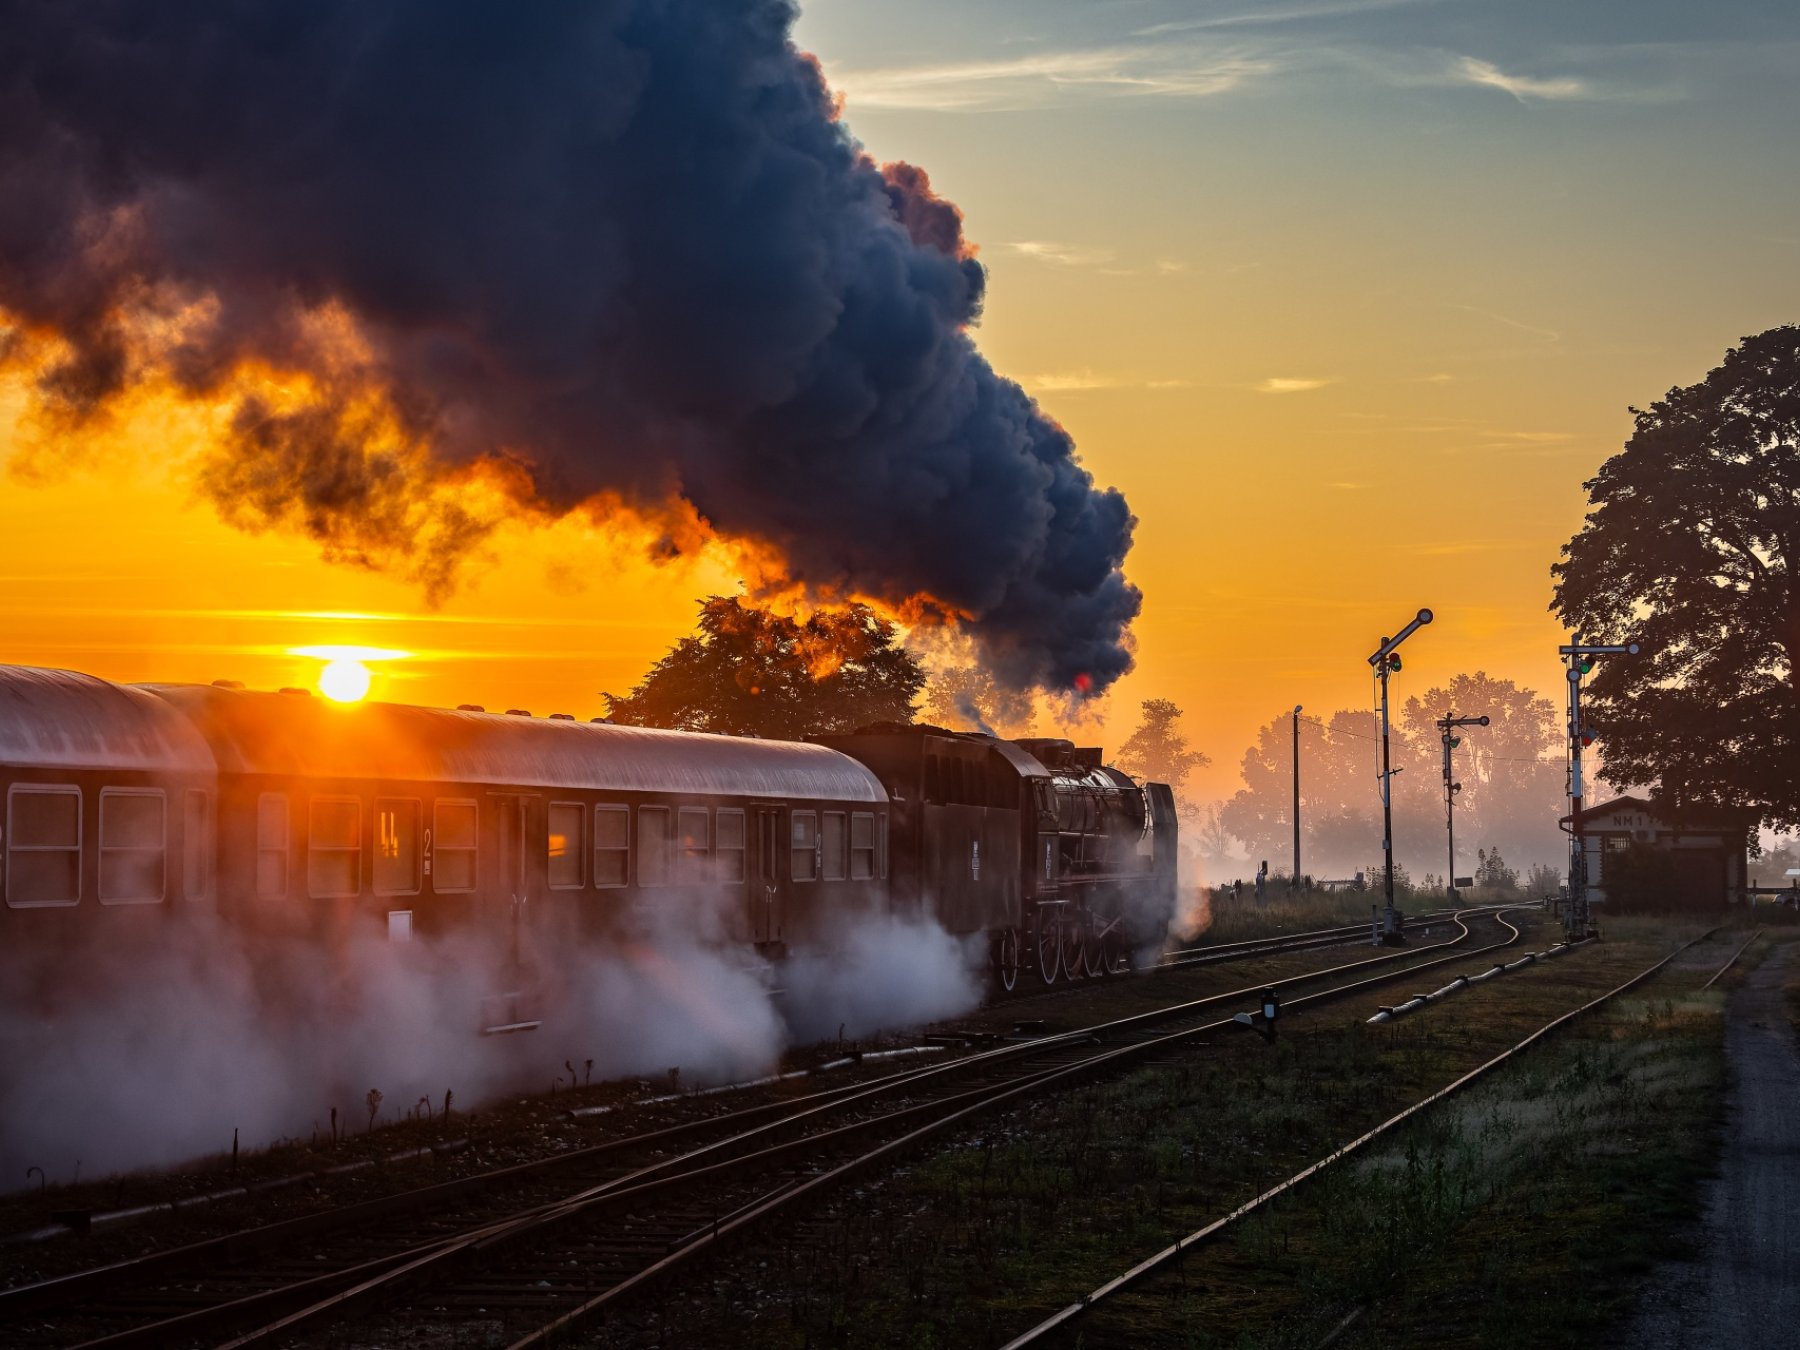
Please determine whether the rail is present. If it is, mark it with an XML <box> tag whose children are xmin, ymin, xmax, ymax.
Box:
<box><xmin>998</xmin><ymin>925</ymin><xmax>1724</xmax><ymax>1348</ymax></box>
<box><xmin>6</xmin><ymin>909</ymin><xmax>1534</xmax><ymax>1350</ymax></box>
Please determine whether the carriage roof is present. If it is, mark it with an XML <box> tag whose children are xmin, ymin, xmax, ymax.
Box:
<box><xmin>142</xmin><ymin>684</ymin><xmax>888</xmax><ymax>802</ymax></box>
<box><xmin>0</xmin><ymin>666</ymin><xmax>217</xmax><ymax>775</ymax></box>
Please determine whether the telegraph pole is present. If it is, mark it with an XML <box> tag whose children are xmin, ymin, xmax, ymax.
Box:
<box><xmin>1292</xmin><ymin>704</ymin><xmax>1303</xmax><ymax>887</ymax></box>
<box><xmin>1437</xmin><ymin>713</ymin><xmax>1489</xmax><ymax>902</ymax></box>
<box><xmin>1368</xmin><ymin>608</ymin><xmax>1433</xmax><ymax>944</ymax></box>
<box><xmin>1559</xmin><ymin>640</ymin><xmax>1640</xmax><ymax>940</ymax></box>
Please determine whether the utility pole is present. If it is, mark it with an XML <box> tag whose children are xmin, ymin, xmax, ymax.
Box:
<box><xmin>1292</xmin><ymin>704</ymin><xmax>1303</xmax><ymax>888</ymax></box>
<box><xmin>1368</xmin><ymin>608</ymin><xmax>1433</xmax><ymax>945</ymax></box>
<box><xmin>1559</xmin><ymin>640</ymin><xmax>1640</xmax><ymax>940</ymax></box>
<box><xmin>1437</xmin><ymin>713</ymin><xmax>1489</xmax><ymax>902</ymax></box>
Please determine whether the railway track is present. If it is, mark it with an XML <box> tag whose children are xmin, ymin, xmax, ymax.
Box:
<box><xmin>0</xmin><ymin>907</ymin><xmax>1539</xmax><ymax>1349</ymax></box>
<box><xmin>0</xmin><ymin>903</ymin><xmax>1505</xmax><ymax>1254</ymax></box>
<box><xmin>1154</xmin><ymin>903</ymin><xmax>1511</xmax><ymax>972</ymax></box>
<box><xmin>998</xmin><ymin>924</ymin><xmax>1735</xmax><ymax>1348</ymax></box>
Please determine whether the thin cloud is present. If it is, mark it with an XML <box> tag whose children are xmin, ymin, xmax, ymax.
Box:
<box><xmin>1455</xmin><ymin>304</ymin><xmax>1562</xmax><ymax>344</ymax></box>
<box><xmin>833</xmin><ymin>46</ymin><xmax>1272</xmax><ymax>112</ymax></box>
<box><xmin>1256</xmin><ymin>376</ymin><xmax>1339</xmax><ymax>394</ymax></box>
<box><xmin>1404</xmin><ymin>539</ymin><xmax>1538</xmax><ymax>556</ymax></box>
<box><xmin>1136</xmin><ymin>0</ymin><xmax>1442</xmax><ymax>37</ymax></box>
<box><xmin>1006</xmin><ymin>240</ymin><xmax>1115</xmax><ymax>267</ymax></box>
<box><xmin>1031</xmin><ymin>370</ymin><xmax>1120</xmax><ymax>392</ymax></box>
<box><xmin>1029</xmin><ymin>371</ymin><xmax>1192</xmax><ymax>393</ymax></box>
<box><xmin>1488</xmin><ymin>430</ymin><xmax>1575</xmax><ymax>443</ymax></box>
<box><xmin>1455</xmin><ymin>55</ymin><xmax>1588</xmax><ymax>102</ymax></box>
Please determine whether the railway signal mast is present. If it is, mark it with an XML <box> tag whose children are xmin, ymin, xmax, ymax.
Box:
<box><xmin>1437</xmin><ymin>713</ymin><xmax>1489</xmax><ymax>901</ymax></box>
<box><xmin>1560</xmin><ymin>640</ymin><xmax>1640</xmax><ymax>940</ymax></box>
<box><xmin>1368</xmin><ymin>608</ymin><xmax>1433</xmax><ymax>944</ymax></box>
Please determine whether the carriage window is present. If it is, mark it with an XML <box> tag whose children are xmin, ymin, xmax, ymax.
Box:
<box><xmin>308</xmin><ymin>797</ymin><xmax>362</xmax><ymax>898</ymax></box>
<box><xmin>256</xmin><ymin>793</ymin><xmax>288</xmax><ymax>898</ymax></box>
<box><xmin>677</xmin><ymin>807</ymin><xmax>710</xmax><ymax>883</ymax></box>
<box><xmin>791</xmin><ymin>810</ymin><xmax>818</xmax><ymax>882</ymax></box>
<box><xmin>594</xmin><ymin>805</ymin><xmax>629</xmax><ymax>888</ymax></box>
<box><xmin>5</xmin><ymin>785</ymin><xmax>81</xmax><ymax>907</ymax></box>
<box><xmin>850</xmin><ymin>812</ymin><xmax>876</xmax><ymax>881</ymax></box>
<box><xmin>99</xmin><ymin>789</ymin><xmax>165</xmax><ymax>904</ymax></box>
<box><xmin>715</xmin><ymin>808</ymin><xmax>746</xmax><ymax>883</ymax></box>
<box><xmin>433</xmin><ymin>799</ymin><xmax>478</xmax><ymax>893</ymax></box>
<box><xmin>822</xmin><ymin>812</ymin><xmax>847</xmax><ymax>881</ymax></box>
<box><xmin>548</xmin><ymin>802</ymin><xmax>583</xmax><ymax>889</ymax></box>
<box><xmin>638</xmin><ymin>807</ymin><xmax>671</xmax><ymax>887</ymax></box>
<box><xmin>374</xmin><ymin>798</ymin><xmax>421</xmax><ymax>896</ymax></box>
<box><xmin>185</xmin><ymin>790</ymin><xmax>211</xmax><ymax>901</ymax></box>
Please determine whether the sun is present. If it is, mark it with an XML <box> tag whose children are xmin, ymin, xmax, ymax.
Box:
<box><xmin>318</xmin><ymin>658</ymin><xmax>373</xmax><ymax>703</ymax></box>
<box><xmin>290</xmin><ymin>644</ymin><xmax>410</xmax><ymax>703</ymax></box>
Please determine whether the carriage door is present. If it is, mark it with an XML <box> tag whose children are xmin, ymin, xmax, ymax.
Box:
<box><xmin>495</xmin><ymin>794</ymin><xmax>531</xmax><ymax>970</ymax></box>
<box><xmin>749</xmin><ymin>804</ymin><xmax>786</xmax><ymax>946</ymax></box>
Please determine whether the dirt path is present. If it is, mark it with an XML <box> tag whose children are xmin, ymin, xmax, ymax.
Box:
<box><xmin>1623</xmin><ymin>938</ymin><xmax>1800</xmax><ymax>1348</ymax></box>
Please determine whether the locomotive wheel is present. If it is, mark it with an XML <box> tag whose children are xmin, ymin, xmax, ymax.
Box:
<box><xmin>1103</xmin><ymin>931</ymin><xmax>1134</xmax><ymax>976</ymax></box>
<box><xmin>1082</xmin><ymin>925</ymin><xmax>1107</xmax><ymax>979</ymax></box>
<box><xmin>1060</xmin><ymin>920</ymin><xmax>1086</xmax><ymax>982</ymax></box>
<box><xmin>991</xmin><ymin>928</ymin><xmax>1021</xmax><ymax>994</ymax></box>
<box><xmin>1035</xmin><ymin>918</ymin><xmax>1062</xmax><ymax>985</ymax></box>
<box><xmin>1094</xmin><ymin>936</ymin><xmax>1123</xmax><ymax>979</ymax></box>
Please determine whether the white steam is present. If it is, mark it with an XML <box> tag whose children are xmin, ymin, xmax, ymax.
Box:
<box><xmin>0</xmin><ymin>904</ymin><xmax>982</xmax><ymax>1191</ymax></box>
<box><xmin>780</xmin><ymin>911</ymin><xmax>986</xmax><ymax>1043</ymax></box>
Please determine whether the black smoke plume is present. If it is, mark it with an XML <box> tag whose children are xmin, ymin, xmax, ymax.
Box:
<box><xmin>0</xmin><ymin>0</ymin><xmax>1139</xmax><ymax>691</ymax></box>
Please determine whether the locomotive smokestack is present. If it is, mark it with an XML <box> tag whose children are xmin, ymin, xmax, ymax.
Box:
<box><xmin>0</xmin><ymin>0</ymin><xmax>1139</xmax><ymax>694</ymax></box>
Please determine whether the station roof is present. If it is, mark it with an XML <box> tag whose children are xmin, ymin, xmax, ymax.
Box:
<box><xmin>142</xmin><ymin>684</ymin><xmax>888</xmax><ymax>802</ymax></box>
<box><xmin>1560</xmin><ymin>794</ymin><xmax>1756</xmax><ymax>832</ymax></box>
<box><xmin>0</xmin><ymin>665</ymin><xmax>216</xmax><ymax>776</ymax></box>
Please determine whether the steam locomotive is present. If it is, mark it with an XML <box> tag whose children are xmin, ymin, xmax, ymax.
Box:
<box><xmin>0</xmin><ymin>664</ymin><xmax>1178</xmax><ymax>1028</ymax></box>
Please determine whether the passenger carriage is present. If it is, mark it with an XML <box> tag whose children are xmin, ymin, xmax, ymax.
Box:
<box><xmin>0</xmin><ymin>666</ymin><xmax>217</xmax><ymax>1015</ymax></box>
<box><xmin>143</xmin><ymin>683</ymin><xmax>891</xmax><ymax>1027</ymax></box>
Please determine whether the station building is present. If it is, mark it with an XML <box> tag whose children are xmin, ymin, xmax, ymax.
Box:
<box><xmin>1560</xmin><ymin>794</ymin><xmax>1753</xmax><ymax>906</ymax></box>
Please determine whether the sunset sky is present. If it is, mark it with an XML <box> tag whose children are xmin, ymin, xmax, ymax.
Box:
<box><xmin>3</xmin><ymin>0</ymin><xmax>1798</xmax><ymax>805</ymax></box>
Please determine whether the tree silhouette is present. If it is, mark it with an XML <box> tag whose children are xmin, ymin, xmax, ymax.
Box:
<box><xmin>1223</xmin><ymin>691</ymin><xmax>1564</xmax><ymax>880</ymax></box>
<box><xmin>1400</xmin><ymin>672</ymin><xmax>1561</xmax><ymax>871</ymax></box>
<box><xmin>1553</xmin><ymin>325</ymin><xmax>1800</xmax><ymax>831</ymax></box>
<box><xmin>1114</xmin><ymin>699</ymin><xmax>1210</xmax><ymax>804</ymax></box>
<box><xmin>604</xmin><ymin>596</ymin><xmax>923</xmax><ymax>739</ymax></box>
<box><xmin>921</xmin><ymin>664</ymin><xmax>1037</xmax><ymax>737</ymax></box>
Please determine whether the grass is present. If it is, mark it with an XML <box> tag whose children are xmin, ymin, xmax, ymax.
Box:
<box><xmin>1181</xmin><ymin>885</ymin><xmax>1515</xmax><ymax>948</ymax></box>
<box><xmin>600</xmin><ymin>917</ymin><xmax>1721</xmax><ymax>1350</ymax></box>
<box><xmin>1075</xmin><ymin>939</ymin><xmax>1729</xmax><ymax>1348</ymax></box>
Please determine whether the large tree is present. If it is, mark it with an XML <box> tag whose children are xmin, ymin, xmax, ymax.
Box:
<box><xmin>604</xmin><ymin>596</ymin><xmax>924</xmax><ymax>740</ymax></box>
<box><xmin>1553</xmin><ymin>325</ymin><xmax>1800</xmax><ymax>830</ymax></box>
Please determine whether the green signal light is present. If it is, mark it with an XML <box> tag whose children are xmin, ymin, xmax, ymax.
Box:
<box><xmin>1448</xmin><ymin>736</ymin><xmax>1461</xmax><ymax>748</ymax></box>
<box><xmin>1578</xmin><ymin>657</ymin><xmax>1595</xmax><ymax>674</ymax></box>
<box><xmin>1387</xmin><ymin>653</ymin><xmax>1402</xmax><ymax>672</ymax></box>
